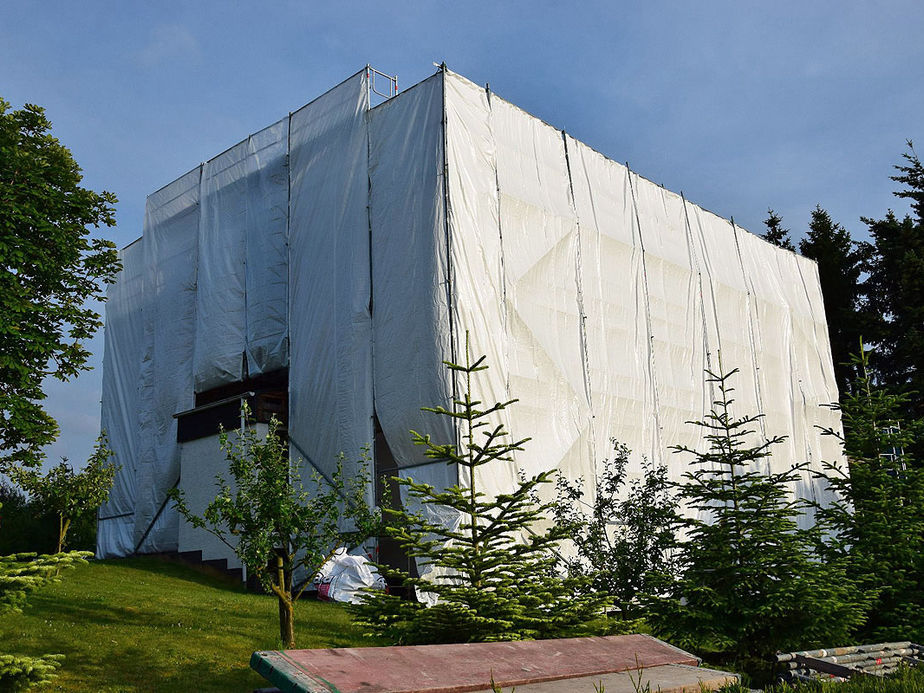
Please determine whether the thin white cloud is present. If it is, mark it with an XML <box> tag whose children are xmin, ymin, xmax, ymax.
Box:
<box><xmin>135</xmin><ymin>24</ymin><xmax>199</xmax><ymax>67</ymax></box>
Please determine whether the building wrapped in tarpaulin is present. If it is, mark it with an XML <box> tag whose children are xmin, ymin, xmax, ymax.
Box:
<box><xmin>97</xmin><ymin>66</ymin><xmax>843</xmax><ymax>565</ymax></box>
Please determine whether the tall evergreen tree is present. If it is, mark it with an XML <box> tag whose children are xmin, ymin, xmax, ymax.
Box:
<box><xmin>761</xmin><ymin>208</ymin><xmax>796</xmax><ymax>251</ymax></box>
<box><xmin>861</xmin><ymin>142</ymin><xmax>924</xmax><ymax>417</ymax></box>
<box><xmin>799</xmin><ymin>206</ymin><xmax>866</xmax><ymax>394</ymax></box>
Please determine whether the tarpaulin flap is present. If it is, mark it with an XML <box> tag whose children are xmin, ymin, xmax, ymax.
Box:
<box><xmin>97</xmin><ymin>239</ymin><xmax>145</xmax><ymax>558</ymax></box>
<box><xmin>288</xmin><ymin>70</ymin><xmax>373</xmax><ymax>483</ymax></box>
<box><xmin>369</xmin><ymin>72</ymin><xmax>454</xmax><ymax>469</ymax></box>
<box><xmin>195</xmin><ymin>119</ymin><xmax>288</xmax><ymax>391</ymax></box>
<box><xmin>135</xmin><ymin>167</ymin><xmax>200</xmax><ymax>553</ymax></box>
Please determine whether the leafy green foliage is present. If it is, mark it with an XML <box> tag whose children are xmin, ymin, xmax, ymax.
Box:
<box><xmin>0</xmin><ymin>482</ymin><xmax>96</xmax><ymax>554</ymax></box>
<box><xmin>815</xmin><ymin>346</ymin><xmax>924</xmax><ymax>642</ymax></box>
<box><xmin>649</xmin><ymin>369</ymin><xmax>865</xmax><ymax>663</ymax></box>
<box><xmin>761</xmin><ymin>208</ymin><xmax>796</xmax><ymax>251</ymax></box>
<box><xmin>11</xmin><ymin>433</ymin><xmax>117</xmax><ymax>552</ymax></box>
<box><xmin>552</xmin><ymin>440</ymin><xmax>676</xmax><ymax>621</ymax></box>
<box><xmin>0</xmin><ymin>98</ymin><xmax>120</xmax><ymax>471</ymax></box>
<box><xmin>169</xmin><ymin>408</ymin><xmax>381</xmax><ymax>648</ymax></box>
<box><xmin>353</xmin><ymin>338</ymin><xmax>608</xmax><ymax>644</ymax></box>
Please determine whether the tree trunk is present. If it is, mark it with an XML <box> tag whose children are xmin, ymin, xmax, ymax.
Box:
<box><xmin>275</xmin><ymin>554</ymin><xmax>295</xmax><ymax>648</ymax></box>
<box><xmin>57</xmin><ymin>515</ymin><xmax>70</xmax><ymax>554</ymax></box>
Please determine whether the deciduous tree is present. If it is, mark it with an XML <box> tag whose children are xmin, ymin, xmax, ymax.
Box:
<box><xmin>0</xmin><ymin>98</ymin><xmax>120</xmax><ymax>470</ymax></box>
<box><xmin>170</xmin><ymin>408</ymin><xmax>381</xmax><ymax>648</ymax></box>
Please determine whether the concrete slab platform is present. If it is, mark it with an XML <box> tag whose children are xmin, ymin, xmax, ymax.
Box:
<box><xmin>470</xmin><ymin>663</ymin><xmax>737</xmax><ymax>692</ymax></box>
<box><xmin>251</xmin><ymin>634</ymin><xmax>737</xmax><ymax>693</ymax></box>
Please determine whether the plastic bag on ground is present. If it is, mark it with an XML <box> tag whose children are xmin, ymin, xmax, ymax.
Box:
<box><xmin>314</xmin><ymin>547</ymin><xmax>385</xmax><ymax>604</ymax></box>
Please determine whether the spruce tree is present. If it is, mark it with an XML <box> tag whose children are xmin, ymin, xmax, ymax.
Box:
<box><xmin>353</xmin><ymin>338</ymin><xmax>607</xmax><ymax>644</ymax></box>
<box><xmin>815</xmin><ymin>346</ymin><xmax>924</xmax><ymax>642</ymax></box>
<box><xmin>860</xmin><ymin>142</ymin><xmax>924</xmax><ymax>419</ymax></box>
<box><xmin>649</xmin><ymin>368</ymin><xmax>864</xmax><ymax>665</ymax></box>
<box><xmin>799</xmin><ymin>206</ymin><xmax>866</xmax><ymax>394</ymax></box>
<box><xmin>761</xmin><ymin>208</ymin><xmax>796</xmax><ymax>251</ymax></box>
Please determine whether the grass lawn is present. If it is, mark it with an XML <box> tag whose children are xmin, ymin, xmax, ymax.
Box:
<box><xmin>0</xmin><ymin>556</ymin><xmax>383</xmax><ymax>692</ymax></box>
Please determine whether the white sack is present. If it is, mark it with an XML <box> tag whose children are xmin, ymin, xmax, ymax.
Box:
<box><xmin>315</xmin><ymin>547</ymin><xmax>385</xmax><ymax>604</ymax></box>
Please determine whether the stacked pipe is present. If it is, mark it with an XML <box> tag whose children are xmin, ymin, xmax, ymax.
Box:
<box><xmin>776</xmin><ymin>642</ymin><xmax>924</xmax><ymax>682</ymax></box>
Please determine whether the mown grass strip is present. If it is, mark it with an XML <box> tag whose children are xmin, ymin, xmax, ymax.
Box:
<box><xmin>0</xmin><ymin>556</ymin><xmax>381</xmax><ymax>692</ymax></box>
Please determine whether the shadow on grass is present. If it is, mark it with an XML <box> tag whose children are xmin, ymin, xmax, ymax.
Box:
<box><xmin>92</xmin><ymin>557</ymin><xmax>250</xmax><ymax>593</ymax></box>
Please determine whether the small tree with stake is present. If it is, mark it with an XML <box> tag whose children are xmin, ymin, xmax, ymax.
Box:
<box><xmin>169</xmin><ymin>406</ymin><xmax>381</xmax><ymax>648</ymax></box>
<box><xmin>649</xmin><ymin>368</ymin><xmax>864</xmax><ymax>670</ymax></box>
<box><xmin>12</xmin><ymin>433</ymin><xmax>118</xmax><ymax>553</ymax></box>
<box><xmin>353</xmin><ymin>338</ymin><xmax>607</xmax><ymax>644</ymax></box>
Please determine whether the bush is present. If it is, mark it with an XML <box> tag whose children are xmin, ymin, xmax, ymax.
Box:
<box><xmin>552</xmin><ymin>440</ymin><xmax>676</xmax><ymax>622</ymax></box>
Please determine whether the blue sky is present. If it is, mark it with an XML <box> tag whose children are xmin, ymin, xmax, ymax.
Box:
<box><xmin>2</xmin><ymin>1</ymin><xmax>923</xmax><ymax>469</ymax></box>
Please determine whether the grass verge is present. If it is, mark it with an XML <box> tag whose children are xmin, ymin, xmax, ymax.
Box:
<box><xmin>0</xmin><ymin>556</ymin><xmax>381</xmax><ymax>692</ymax></box>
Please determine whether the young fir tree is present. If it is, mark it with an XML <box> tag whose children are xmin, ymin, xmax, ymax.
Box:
<box><xmin>353</xmin><ymin>339</ymin><xmax>607</xmax><ymax>644</ymax></box>
<box><xmin>649</xmin><ymin>368</ymin><xmax>864</xmax><ymax>664</ymax></box>
<box><xmin>815</xmin><ymin>345</ymin><xmax>924</xmax><ymax>642</ymax></box>
<box><xmin>552</xmin><ymin>440</ymin><xmax>676</xmax><ymax>622</ymax></box>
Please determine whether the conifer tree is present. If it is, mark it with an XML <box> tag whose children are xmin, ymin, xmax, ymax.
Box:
<box><xmin>860</xmin><ymin>142</ymin><xmax>924</xmax><ymax>419</ymax></box>
<box><xmin>761</xmin><ymin>208</ymin><xmax>796</xmax><ymax>251</ymax></box>
<box><xmin>0</xmin><ymin>507</ymin><xmax>90</xmax><ymax>689</ymax></box>
<box><xmin>799</xmin><ymin>206</ymin><xmax>866</xmax><ymax>394</ymax></box>
<box><xmin>353</xmin><ymin>338</ymin><xmax>607</xmax><ymax>644</ymax></box>
<box><xmin>815</xmin><ymin>346</ymin><xmax>924</xmax><ymax>642</ymax></box>
<box><xmin>649</xmin><ymin>368</ymin><xmax>864</xmax><ymax>665</ymax></box>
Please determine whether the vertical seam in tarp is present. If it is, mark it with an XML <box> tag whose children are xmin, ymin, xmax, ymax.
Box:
<box><xmin>485</xmin><ymin>84</ymin><xmax>511</xmax><ymax>399</ymax></box>
<box><xmin>681</xmin><ymin>193</ymin><xmax>714</xmax><ymax>375</ymax></box>
<box><xmin>365</xmin><ymin>87</ymin><xmax>377</xmax><ymax>430</ymax></box>
<box><xmin>286</xmin><ymin>110</ymin><xmax>292</xmax><ymax>368</ymax></box>
<box><xmin>439</xmin><ymin>66</ymin><xmax>461</xmax><ymax>484</ymax></box>
<box><xmin>731</xmin><ymin>219</ymin><xmax>767</xmax><ymax>439</ymax></box>
<box><xmin>562</xmin><ymin>132</ymin><xmax>596</xmax><ymax>467</ymax></box>
<box><xmin>626</xmin><ymin>166</ymin><xmax>664</xmax><ymax>458</ymax></box>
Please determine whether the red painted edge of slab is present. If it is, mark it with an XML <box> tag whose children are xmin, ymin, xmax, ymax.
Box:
<box><xmin>252</xmin><ymin>634</ymin><xmax>700</xmax><ymax>693</ymax></box>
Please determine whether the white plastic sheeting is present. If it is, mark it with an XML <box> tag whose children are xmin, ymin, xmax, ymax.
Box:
<box><xmin>195</xmin><ymin>120</ymin><xmax>288</xmax><ymax>391</ymax></box>
<box><xmin>99</xmin><ymin>66</ymin><xmax>843</xmax><ymax>560</ymax></box>
<box><xmin>440</xmin><ymin>69</ymin><xmax>842</xmax><ymax>512</ymax></box>
<box><xmin>369</xmin><ymin>73</ymin><xmax>456</xmax><ymax>490</ymax></box>
<box><xmin>135</xmin><ymin>167</ymin><xmax>200</xmax><ymax>553</ymax></box>
<box><xmin>288</xmin><ymin>71</ymin><xmax>374</xmax><ymax>487</ymax></box>
<box><xmin>96</xmin><ymin>239</ymin><xmax>145</xmax><ymax>558</ymax></box>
